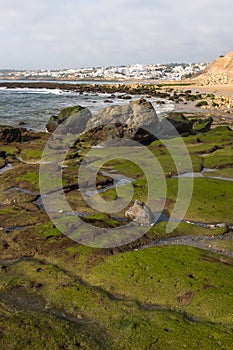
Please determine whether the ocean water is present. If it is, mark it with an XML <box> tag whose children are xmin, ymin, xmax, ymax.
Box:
<box><xmin>0</xmin><ymin>87</ymin><xmax>174</xmax><ymax>131</ymax></box>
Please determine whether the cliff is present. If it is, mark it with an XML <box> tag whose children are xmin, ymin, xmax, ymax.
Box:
<box><xmin>193</xmin><ymin>51</ymin><xmax>233</xmax><ymax>85</ymax></box>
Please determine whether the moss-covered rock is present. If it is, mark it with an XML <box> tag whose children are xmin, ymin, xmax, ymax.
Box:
<box><xmin>192</xmin><ymin>117</ymin><xmax>213</xmax><ymax>133</ymax></box>
<box><xmin>195</xmin><ymin>100</ymin><xmax>208</xmax><ymax>107</ymax></box>
<box><xmin>46</xmin><ymin>105</ymin><xmax>90</xmax><ymax>133</ymax></box>
<box><xmin>161</xmin><ymin>112</ymin><xmax>193</xmax><ymax>136</ymax></box>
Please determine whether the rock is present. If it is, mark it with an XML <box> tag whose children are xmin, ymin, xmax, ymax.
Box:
<box><xmin>125</xmin><ymin>200</ymin><xmax>155</xmax><ymax>226</ymax></box>
<box><xmin>33</xmin><ymin>283</ymin><xmax>43</xmax><ymax>289</ymax></box>
<box><xmin>177</xmin><ymin>291</ymin><xmax>195</xmax><ymax>306</ymax></box>
<box><xmin>192</xmin><ymin>117</ymin><xmax>213</xmax><ymax>133</ymax></box>
<box><xmin>210</xmin><ymin>224</ymin><xmax>216</xmax><ymax>230</ymax></box>
<box><xmin>0</xmin><ymin>240</ymin><xmax>10</xmax><ymax>250</ymax></box>
<box><xmin>120</xmin><ymin>95</ymin><xmax>132</xmax><ymax>100</ymax></box>
<box><xmin>0</xmin><ymin>126</ymin><xmax>22</xmax><ymax>143</ymax></box>
<box><xmin>160</xmin><ymin>112</ymin><xmax>193</xmax><ymax>137</ymax></box>
<box><xmin>86</xmin><ymin>98</ymin><xmax>159</xmax><ymax>144</ymax></box>
<box><xmin>46</xmin><ymin>105</ymin><xmax>92</xmax><ymax>133</ymax></box>
<box><xmin>0</xmin><ymin>151</ymin><xmax>6</xmax><ymax>159</ymax></box>
<box><xmin>46</xmin><ymin>117</ymin><xmax>58</xmax><ymax>133</ymax></box>
<box><xmin>216</xmin><ymin>223</ymin><xmax>228</xmax><ymax>229</ymax></box>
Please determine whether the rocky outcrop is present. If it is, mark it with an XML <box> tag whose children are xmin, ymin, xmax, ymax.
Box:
<box><xmin>88</xmin><ymin>98</ymin><xmax>158</xmax><ymax>129</ymax></box>
<box><xmin>125</xmin><ymin>200</ymin><xmax>155</xmax><ymax>226</ymax></box>
<box><xmin>0</xmin><ymin>126</ymin><xmax>22</xmax><ymax>144</ymax></box>
<box><xmin>85</xmin><ymin>98</ymin><xmax>159</xmax><ymax>144</ymax></box>
<box><xmin>47</xmin><ymin>99</ymin><xmax>212</xmax><ymax>143</ymax></box>
<box><xmin>46</xmin><ymin>105</ymin><xmax>92</xmax><ymax>133</ymax></box>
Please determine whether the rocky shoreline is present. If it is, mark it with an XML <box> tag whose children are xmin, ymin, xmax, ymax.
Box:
<box><xmin>0</xmin><ymin>83</ymin><xmax>233</xmax><ymax>349</ymax></box>
<box><xmin>1</xmin><ymin>80</ymin><xmax>232</xmax><ymax>128</ymax></box>
<box><xmin>0</xmin><ymin>97</ymin><xmax>232</xmax><ymax>246</ymax></box>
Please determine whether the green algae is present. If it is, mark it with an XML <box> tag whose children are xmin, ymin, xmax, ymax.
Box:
<box><xmin>203</xmin><ymin>146</ymin><xmax>233</xmax><ymax>169</ymax></box>
<box><xmin>166</xmin><ymin>177</ymin><xmax>233</xmax><ymax>223</ymax></box>
<box><xmin>0</xmin><ymin>119</ymin><xmax>233</xmax><ymax>349</ymax></box>
<box><xmin>16</xmin><ymin>171</ymin><xmax>39</xmax><ymax>186</ymax></box>
<box><xmin>87</xmin><ymin>246</ymin><xmax>233</xmax><ymax>325</ymax></box>
<box><xmin>0</xmin><ymin>250</ymin><xmax>232</xmax><ymax>350</ymax></box>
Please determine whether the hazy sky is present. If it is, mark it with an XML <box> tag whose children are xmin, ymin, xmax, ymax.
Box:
<box><xmin>0</xmin><ymin>0</ymin><xmax>232</xmax><ymax>69</ymax></box>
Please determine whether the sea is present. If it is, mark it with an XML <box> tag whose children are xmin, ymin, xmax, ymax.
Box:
<box><xmin>0</xmin><ymin>82</ymin><xmax>174</xmax><ymax>131</ymax></box>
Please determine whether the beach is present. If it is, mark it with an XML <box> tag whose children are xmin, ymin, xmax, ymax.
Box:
<box><xmin>0</xmin><ymin>81</ymin><xmax>233</xmax><ymax>349</ymax></box>
<box><xmin>0</xmin><ymin>80</ymin><xmax>233</xmax><ymax>129</ymax></box>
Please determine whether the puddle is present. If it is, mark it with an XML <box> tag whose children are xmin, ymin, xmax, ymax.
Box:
<box><xmin>0</xmin><ymin>287</ymin><xmax>46</xmax><ymax>312</ymax></box>
<box><xmin>81</xmin><ymin>171</ymin><xmax>134</xmax><ymax>198</ymax></box>
<box><xmin>153</xmin><ymin>211</ymin><xmax>232</xmax><ymax>231</ymax></box>
<box><xmin>5</xmin><ymin>187</ymin><xmax>39</xmax><ymax>196</ymax></box>
<box><xmin>34</xmin><ymin>195</ymin><xmax>87</xmax><ymax>217</ymax></box>
<box><xmin>2</xmin><ymin>225</ymin><xmax>34</xmax><ymax>233</ymax></box>
<box><xmin>0</xmin><ymin>163</ymin><xmax>13</xmax><ymax>175</ymax></box>
<box><xmin>173</xmin><ymin>167</ymin><xmax>233</xmax><ymax>182</ymax></box>
<box><xmin>143</xmin><ymin>233</ymin><xmax>233</xmax><ymax>258</ymax></box>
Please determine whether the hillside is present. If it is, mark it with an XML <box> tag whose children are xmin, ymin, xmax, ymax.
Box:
<box><xmin>193</xmin><ymin>51</ymin><xmax>233</xmax><ymax>85</ymax></box>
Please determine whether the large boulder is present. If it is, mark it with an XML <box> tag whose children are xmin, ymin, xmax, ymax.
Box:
<box><xmin>125</xmin><ymin>200</ymin><xmax>155</xmax><ymax>226</ymax></box>
<box><xmin>159</xmin><ymin>112</ymin><xmax>193</xmax><ymax>137</ymax></box>
<box><xmin>85</xmin><ymin>98</ymin><xmax>159</xmax><ymax>144</ymax></box>
<box><xmin>46</xmin><ymin>105</ymin><xmax>92</xmax><ymax>133</ymax></box>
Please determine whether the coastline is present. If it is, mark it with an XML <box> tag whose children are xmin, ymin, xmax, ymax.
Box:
<box><xmin>1</xmin><ymin>80</ymin><xmax>232</xmax><ymax>128</ymax></box>
<box><xmin>0</xmin><ymin>83</ymin><xmax>233</xmax><ymax>348</ymax></box>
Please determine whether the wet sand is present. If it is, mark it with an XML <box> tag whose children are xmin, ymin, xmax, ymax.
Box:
<box><xmin>171</xmin><ymin>83</ymin><xmax>233</xmax><ymax>98</ymax></box>
<box><xmin>166</xmin><ymin>83</ymin><xmax>233</xmax><ymax>127</ymax></box>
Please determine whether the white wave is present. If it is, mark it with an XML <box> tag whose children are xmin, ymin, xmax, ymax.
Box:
<box><xmin>0</xmin><ymin>87</ymin><xmax>65</xmax><ymax>95</ymax></box>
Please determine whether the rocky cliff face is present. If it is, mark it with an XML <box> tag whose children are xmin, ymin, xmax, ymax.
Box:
<box><xmin>193</xmin><ymin>51</ymin><xmax>233</xmax><ymax>85</ymax></box>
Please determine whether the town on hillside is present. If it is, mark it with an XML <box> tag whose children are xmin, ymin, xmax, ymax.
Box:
<box><xmin>0</xmin><ymin>62</ymin><xmax>207</xmax><ymax>81</ymax></box>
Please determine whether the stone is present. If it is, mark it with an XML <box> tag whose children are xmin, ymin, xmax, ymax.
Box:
<box><xmin>216</xmin><ymin>223</ymin><xmax>228</xmax><ymax>229</ymax></box>
<box><xmin>125</xmin><ymin>200</ymin><xmax>155</xmax><ymax>226</ymax></box>
<box><xmin>45</xmin><ymin>116</ymin><xmax>58</xmax><ymax>133</ymax></box>
<box><xmin>0</xmin><ymin>151</ymin><xmax>6</xmax><ymax>159</ymax></box>
<box><xmin>192</xmin><ymin>117</ymin><xmax>213</xmax><ymax>133</ymax></box>
<box><xmin>159</xmin><ymin>112</ymin><xmax>193</xmax><ymax>137</ymax></box>
<box><xmin>46</xmin><ymin>105</ymin><xmax>92</xmax><ymax>133</ymax></box>
<box><xmin>86</xmin><ymin>98</ymin><xmax>159</xmax><ymax>144</ymax></box>
<box><xmin>210</xmin><ymin>225</ymin><xmax>216</xmax><ymax>230</ymax></box>
<box><xmin>177</xmin><ymin>291</ymin><xmax>195</xmax><ymax>306</ymax></box>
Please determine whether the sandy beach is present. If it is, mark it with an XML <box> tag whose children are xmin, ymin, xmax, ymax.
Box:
<box><xmin>174</xmin><ymin>83</ymin><xmax>233</xmax><ymax>97</ymax></box>
<box><xmin>162</xmin><ymin>83</ymin><xmax>233</xmax><ymax>128</ymax></box>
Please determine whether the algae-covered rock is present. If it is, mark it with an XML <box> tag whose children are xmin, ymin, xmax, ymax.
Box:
<box><xmin>192</xmin><ymin>116</ymin><xmax>213</xmax><ymax>133</ymax></box>
<box><xmin>160</xmin><ymin>112</ymin><xmax>193</xmax><ymax>137</ymax></box>
<box><xmin>0</xmin><ymin>151</ymin><xmax>6</xmax><ymax>169</ymax></box>
<box><xmin>46</xmin><ymin>105</ymin><xmax>91</xmax><ymax>133</ymax></box>
<box><xmin>0</xmin><ymin>126</ymin><xmax>22</xmax><ymax>143</ymax></box>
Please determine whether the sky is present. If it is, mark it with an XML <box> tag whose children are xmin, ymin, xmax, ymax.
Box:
<box><xmin>0</xmin><ymin>0</ymin><xmax>232</xmax><ymax>69</ymax></box>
